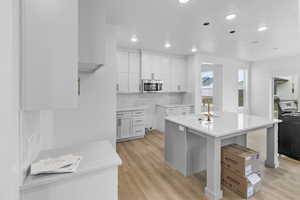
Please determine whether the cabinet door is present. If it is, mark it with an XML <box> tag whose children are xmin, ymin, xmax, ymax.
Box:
<box><xmin>141</xmin><ymin>53</ymin><xmax>153</xmax><ymax>79</ymax></box>
<box><xmin>79</xmin><ymin>0</ymin><xmax>106</xmax><ymax>65</ymax></box>
<box><xmin>171</xmin><ymin>57</ymin><xmax>186</xmax><ymax>92</ymax></box>
<box><xmin>159</xmin><ymin>56</ymin><xmax>171</xmax><ymax>91</ymax></box>
<box><xmin>117</xmin><ymin>73</ymin><xmax>129</xmax><ymax>92</ymax></box>
<box><xmin>22</xmin><ymin>0</ymin><xmax>78</xmax><ymax>110</ymax></box>
<box><xmin>129</xmin><ymin>73</ymin><xmax>140</xmax><ymax>92</ymax></box>
<box><xmin>129</xmin><ymin>52</ymin><xmax>140</xmax><ymax>74</ymax></box>
<box><xmin>129</xmin><ymin>52</ymin><xmax>140</xmax><ymax>92</ymax></box>
<box><xmin>117</xmin><ymin>51</ymin><xmax>129</xmax><ymax>73</ymax></box>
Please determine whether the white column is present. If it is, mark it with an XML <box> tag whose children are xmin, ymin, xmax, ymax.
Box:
<box><xmin>205</xmin><ymin>137</ymin><xmax>223</xmax><ymax>200</ymax></box>
<box><xmin>265</xmin><ymin>124</ymin><xmax>279</xmax><ymax>168</ymax></box>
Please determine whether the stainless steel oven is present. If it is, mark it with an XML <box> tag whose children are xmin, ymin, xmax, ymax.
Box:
<box><xmin>142</xmin><ymin>79</ymin><xmax>163</xmax><ymax>92</ymax></box>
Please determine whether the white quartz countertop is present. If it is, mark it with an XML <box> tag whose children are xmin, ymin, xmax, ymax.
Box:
<box><xmin>165</xmin><ymin>112</ymin><xmax>281</xmax><ymax>138</ymax></box>
<box><xmin>21</xmin><ymin>140</ymin><xmax>122</xmax><ymax>191</ymax></box>
<box><xmin>117</xmin><ymin>106</ymin><xmax>148</xmax><ymax>112</ymax></box>
<box><xmin>156</xmin><ymin>104</ymin><xmax>194</xmax><ymax>108</ymax></box>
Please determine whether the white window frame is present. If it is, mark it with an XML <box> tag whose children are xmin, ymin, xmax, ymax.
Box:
<box><xmin>238</xmin><ymin>68</ymin><xmax>249</xmax><ymax>113</ymax></box>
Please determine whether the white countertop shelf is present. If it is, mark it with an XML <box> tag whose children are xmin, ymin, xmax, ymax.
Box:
<box><xmin>21</xmin><ymin>140</ymin><xmax>121</xmax><ymax>191</ymax></box>
<box><xmin>165</xmin><ymin>112</ymin><xmax>281</xmax><ymax>138</ymax></box>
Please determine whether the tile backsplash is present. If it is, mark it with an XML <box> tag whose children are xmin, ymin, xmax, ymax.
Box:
<box><xmin>117</xmin><ymin>93</ymin><xmax>185</xmax><ymax>129</ymax></box>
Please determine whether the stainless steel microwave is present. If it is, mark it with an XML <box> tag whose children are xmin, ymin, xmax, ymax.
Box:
<box><xmin>142</xmin><ymin>79</ymin><xmax>163</xmax><ymax>92</ymax></box>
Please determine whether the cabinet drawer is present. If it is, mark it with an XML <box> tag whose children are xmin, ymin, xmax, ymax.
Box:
<box><xmin>117</xmin><ymin>112</ymin><xmax>132</xmax><ymax>118</ymax></box>
<box><xmin>133</xmin><ymin>126</ymin><xmax>145</xmax><ymax>136</ymax></box>
<box><xmin>133</xmin><ymin>118</ymin><xmax>145</xmax><ymax>126</ymax></box>
<box><xmin>132</xmin><ymin>110</ymin><xmax>145</xmax><ymax>117</ymax></box>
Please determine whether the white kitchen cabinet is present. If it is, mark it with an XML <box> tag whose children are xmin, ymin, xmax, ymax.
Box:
<box><xmin>117</xmin><ymin>73</ymin><xmax>129</xmax><ymax>92</ymax></box>
<box><xmin>129</xmin><ymin>52</ymin><xmax>141</xmax><ymax>92</ymax></box>
<box><xmin>117</xmin><ymin>109</ymin><xmax>145</xmax><ymax>142</ymax></box>
<box><xmin>21</xmin><ymin>0</ymin><xmax>78</xmax><ymax>110</ymax></box>
<box><xmin>129</xmin><ymin>73</ymin><xmax>140</xmax><ymax>92</ymax></box>
<box><xmin>79</xmin><ymin>0</ymin><xmax>106</xmax><ymax>67</ymax></box>
<box><xmin>171</xmin><ymin>57</ymin><xmax>187</xmax><ymax>92</ymax></box>
<box><xmin>141</xmin><ymin>53</ymin><xmax>153</xmax><ymax>79</ymax></box>
<box><xmin>117</xmin><ymin>52</ymin><xmax>129</xmax><ymax>73</ymax></box>
<box><xmin>141</xmin><ymin>52</ymin><xmax>187</xmax><ymax>92</ymax></box>
<box><xmin>129</xmin><ymin>52</ymin><xmax>140</xmax><ymax>74</ymax></box>
<box><xmin>117</xmin><ymin>50</ymin><xmax>141</xmax><ymax>93</ymax></box>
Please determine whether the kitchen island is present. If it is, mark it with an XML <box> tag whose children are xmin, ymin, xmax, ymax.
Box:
<box><xmin>165</xmin><ymin>112</ymin><xmax>280</xmax><ymax>200</ymax></box>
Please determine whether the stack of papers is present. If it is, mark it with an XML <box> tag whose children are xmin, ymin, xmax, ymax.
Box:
<box><xmin>30</xmin><ymin>154</ymin><xmax>82</xmax><ymax>175</ymax></box>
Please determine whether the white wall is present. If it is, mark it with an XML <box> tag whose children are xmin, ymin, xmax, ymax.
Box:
<box><xmin>183</xmin><ymin>54</ymin><xmax>249</xmax><ymax>113</ymax></box>
<box><xmin>250</xmin><ymin>55</ymin><xmax>300</xmax><ymax>118</ymax></box>
<box><xmin>0</xmin><ymin>0</ymin><xmax>20</xmax><ymax>199</ymax></box>
<box><xmin>52</xmin><ymin>25</ymin><xmax>117</xmax><ymax>148</ymax></box>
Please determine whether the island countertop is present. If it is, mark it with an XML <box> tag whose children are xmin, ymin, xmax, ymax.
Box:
<box><xmin>165</xmin><ymin>112</ymin><xmax>281</xmax><ymax>138</ymax></box>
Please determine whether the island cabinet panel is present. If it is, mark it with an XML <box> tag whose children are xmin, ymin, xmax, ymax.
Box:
<box><xmin>21</xmin><ymin>0</ymin><xmax>78</xmax><ymax>110</ymax></box>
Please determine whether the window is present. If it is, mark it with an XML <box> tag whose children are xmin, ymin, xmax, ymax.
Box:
<box><xmin>238</xmin><ymin>69</ymin><xmax>247</xmax><ymax>107</ymax></box>
<box><xmin>201</xmin><ymin>71</ymin><xmax>214</xmax><ymax>104</ymax></box>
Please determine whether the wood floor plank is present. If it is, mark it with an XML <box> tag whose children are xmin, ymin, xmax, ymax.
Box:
<box><xmin>117</xmin><ymin>131</ymin><xmax>300</xmax><ymax>200</ymax></box>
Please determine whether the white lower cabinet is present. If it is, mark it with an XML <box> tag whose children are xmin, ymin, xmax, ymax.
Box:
<box><xmin>156</xmin><ymin>105</ymin><xmax>194</xmax><ymax>133</ymax></box>
<box><xmin>117</xmin><ymin>109</ymin><xmax>145</xmax><ymax>142</ymax></box>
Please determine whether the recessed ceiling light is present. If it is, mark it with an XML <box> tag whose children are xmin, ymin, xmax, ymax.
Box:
<box><xmin>229</xmin><ymin>30</ymin><xmax>236</xmax><ymax>34</ymax></box>
<box><xmin>179</xmin><ymin>0</ymin><xmax>190</xmax><ymax>4</ymax></box>
<box><xmin>164</xmin><ymin>41</ymin><xmax>171</xmax><ymax>49</ymax></box>
<box><xmin>258</xmin><ymin>26</ymin><xmax>268</xmax><ymax>32</ymax></box>
<box><xmin>225</xmin><ymin>14</ymin><xmax>237</xmax><ymax>20</ymax></box>
<box><xmin>191</xmin><ymin>46</ymin><xmax>198</xmax><ymax>53</ymax></box>
<box><xmin>203</xmin><ymin>22</ymin><xmax>210</xmax><ymax>26</ymax></box>
<box><xmin>131</xmin><ymin>35</ymin><xmax>138</xmax><ymax>43</ymax></box>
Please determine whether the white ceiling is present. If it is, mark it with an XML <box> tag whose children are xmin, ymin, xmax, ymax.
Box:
<box><xmin>107</xmin><ymin>0</ymin><xmax>300</xmax><ymax>61</ymax></box>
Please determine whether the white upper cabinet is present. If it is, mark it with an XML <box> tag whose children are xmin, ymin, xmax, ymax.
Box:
<box><xmin>171</xmin><ymin>57</ymin><xmax>187</xmax><ymax>92</ymax></box>
<box><xmin>128</xmin><ymin>52</ymin><xmax>141</xmax><ymax>92</ymax></box>
<box><xmin>117</xmin><ymin>50</ymin><xmax>141</xmax><ymax>93</ymax></box>
<box><xmin>79</xmin><ymin>0</ymin><xmax>106</xmax><ymax>66</ymax></box>
<box><xmin>141</xmin><ymin>53</ymin><xmax>153</xmax><ymax>79</ymax></box>
<box><xmin>21</xmin><ymin>0</ymin><xmax>78</xmax><ymax>110</ymax></box>
<box><xmin>118</xmin><ymin>50</ymin><xmax>187</xmax><ymax>93</ymax></box>
<box><xmin>117</xmin><ymin>52</ymin><xmax>129</xmax><ymax>73</ymax></box>
<box><xmin>129</xmin><ymin>52</ymin><xmax>140</xmax><ymax>74</ymax></box>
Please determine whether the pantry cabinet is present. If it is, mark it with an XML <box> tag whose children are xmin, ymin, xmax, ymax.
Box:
<box><xmin>117</xmin><ymin>51</ymin><xmax>141</xmax><ymax>93</ymax></box>
<box><xmin>21</xmin><ymin>0</ymin><xmax>78</xmax><ymax>110</ymax></box>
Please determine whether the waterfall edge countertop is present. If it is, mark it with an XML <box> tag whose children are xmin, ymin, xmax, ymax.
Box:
<box><xmin>20</xmin><ymin>140</ymin><xmax>122</xmax><ymax>191</ymax></box>
<box><xmin>165</xmin><ymin>112</ymin><xmax>281</xmax><ymax>138</ymax></box>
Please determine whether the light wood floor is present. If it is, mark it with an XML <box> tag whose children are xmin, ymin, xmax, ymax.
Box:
<box><xmin>117</xmin><ymin>131</ymin><xmax>300</xmax><ymax>200</ymax></box>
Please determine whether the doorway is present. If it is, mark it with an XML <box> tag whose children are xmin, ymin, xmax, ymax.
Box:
<box><xmin>271</xmin><ymin>75</ymin><xmax>298</xmax><ymax>119</ymax></box>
